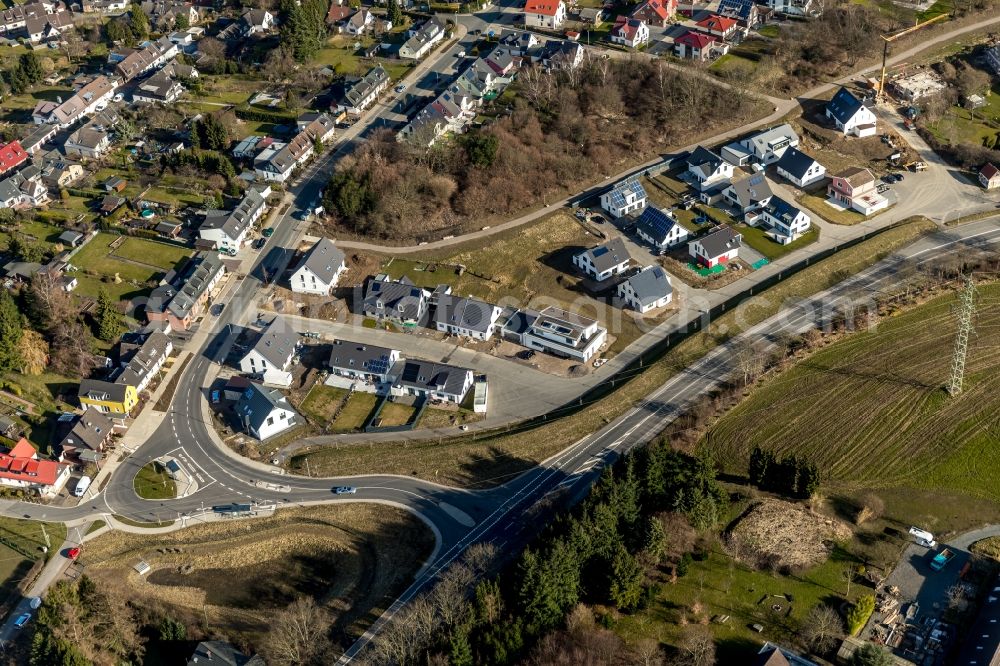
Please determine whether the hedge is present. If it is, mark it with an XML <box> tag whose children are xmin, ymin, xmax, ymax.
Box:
<box><xmin>235</xmin><ymin>105</ymin><xmax>296</xmax><ymax>124</ymax></box>
<box><xmin>847</xmin><ymin>594</ymin><xmax>875</xmax><ymax>636</ymax></box>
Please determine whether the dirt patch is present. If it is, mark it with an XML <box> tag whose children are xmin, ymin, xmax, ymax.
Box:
<box><xmin>727</xmin><ymin>499</ymin><xmax>854</xmax><ymax>571</ymax></box>
<box><xmin>82</xmin><ymin>504</ymin><xmax>434</xmax><ymax>646</ymax></box>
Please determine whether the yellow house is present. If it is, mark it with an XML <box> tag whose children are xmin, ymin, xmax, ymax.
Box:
<box><xmin>78</xmin><ymin>379</ymin><xmax>139</xmax><ymax>419</ymax></box>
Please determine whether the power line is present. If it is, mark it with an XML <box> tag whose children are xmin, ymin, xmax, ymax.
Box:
<box><xmin>948</xmin><ymin>276</ymin><xmax>978</xmax><ymax>396</ymax></box>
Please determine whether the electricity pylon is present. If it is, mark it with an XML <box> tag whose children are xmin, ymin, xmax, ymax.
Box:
<box><xmin>947</xmin><ymin>277</ymin><xmax>977</xmax><ymax>396</ymax></box>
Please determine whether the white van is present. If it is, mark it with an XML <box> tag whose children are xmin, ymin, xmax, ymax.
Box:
<box><xmin>73</xmin><ymin>476</ymin><xmax>92</xmax><ymax>497</ymax></box>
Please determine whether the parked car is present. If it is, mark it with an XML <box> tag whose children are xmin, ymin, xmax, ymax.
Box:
<box><xmin>262</xmin><ymin>227</ymin><xmax>274</xmax><ymax>237</ymax></box>
<box><xmin>13</xmin><ymin>613</ymin><xmax>31</xmax><ymax>629</ymax></box>
<box><xmin>210</xmin><ymin>389</ymin><xmax>221</xmax><ymax>404</ymax></box>
<box><xmin>28</xmin><ymin>597</ymin><xmax>41</xmax><ymax>610</ymax></box>
<box><xmin>456</xmin><ymin>50</ymin><xmax>465</xmax><ymax>58</ymax></box>
<box><xmin>253</xmin><ymin>237</ymin><xmax>266</xmax><ymax>250</ymax></box>
<box><xmin>333</xmin><ymin>486</ymin><xmax>357</xmax><ymax>495</ymax></box>
<box><xmin>73</xmin><ymin>476</ymin><xmax>91</xmax><ymax>497</ymax></box>
<box><xmin>66</xmin><ymin>547</ymin><xmax>81</xmax><ymax>560</ymax></box>
<box><xmin>394</xmin><ymin>84</ymin><xmax>406</xmax><ymax>94</ymax></box>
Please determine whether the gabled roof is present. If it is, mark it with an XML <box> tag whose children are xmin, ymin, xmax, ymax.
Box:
<box><xmin>147</xmin><ymin>251</ymin><xmax>225</xmax><ymax>320</ymax></box>
<box><xmin>605</xmin><ymin>178</ymin><xmax>647</xmax><ymax>209</ymax></box>
<box><xmin>676</xmin><ymin>30</ymin><xmax>716</xmax><ymax>49</ymax></box>
<box><xmin>297</xmin><ymin>238</ymin><xmax>345</xmax><ymax>286</ymax></box>
<box><xmin>727</xmin><ymin>172</ymin><xmax>772</xmax><ymax>208</ymax></box>
<box><xmin>742</xmin><ymin>123</ymin><xmax>798</xmax><ymax>156</ymax></box>
<box><xmin>245</xmin><ymin>317</ymin><xmax>297</xmax><ymax>370</ymax></box>
<box><xmin>433</xmin><ymin>294</ymin><xmax>497</xmax><ymax>333</ymax></box>
<box><xmin>775</xmin><ymin>146</ymin><xmax>821</xmax><ymax>180</ymax></box>
<box><xmin>580</xmin><ymin>237</ymin><xmax>631</xmax><ymax>273</ymax></box>
<box><xmin>827</xmin><ymin>86</ymin><xmax>867</xmax><ymax>125</ymax></box>
<box><xmin>344</xmin><ymin>65</ymin><xmax>388</xmax><ymax>108</ymax></box>
<box><xmin>326</xmin><ymin>4</ymin><xmax>353</xmax><ymax>22</ymax></box>
<box><xmin>363</xmin><ymin>275</ymin><xmax>429</xmax><ymax>321</ymax></box>
<box><xmin>59</xmin><ymin>409</ymin><xmax>114</xmax><ymax>452</ymax></box>
<box><xmin>612</xmin><ymin>15</ymin><xmax>645</xmax><ymax>39</ymax></box>
<box><xmin>980</xmin><ymin>163</ymin><xmax>1000</xmax><ymax>180</ymax></box>
<box><xmin>187</xmin><ymin>641</ymin><xmax>266</xmax><ymax>666</ymax></box>
<box><xmin>623</xmin><ymin>265</ymin><xmax>671</xmax><ymax>307</ymax></box>
<box><xmin>236</xmin><ymin>384</ymin><xmax>297</xmax><ymax>433</ymax></box>
<box><xmin>695</xmin><ymin>225</ymin><xmax>741</xmax><ymax>258</ymax></box>
<box><xmin>523</xmin><ymin>0</ymin><xmax>562</xmax><ymax>16</ymax></box>
<box><xmin>200</xmin><ymin>188</ymin><xmax>267</xmax><ymax>242</ymax></box>
<box><xmin>631</xmin><ymin>0</ymin><xmax>670</xmax><ymax>20</ymax></box>
<box><xmin>0</xmin><ymin>438</ymin><xmax>63</xmax><ymax>487</ymax></box>
<box><xmin>0</xmin><ymin>141</ymin><xmax>28</xmax><ymax>174</ymax></box>
<box><xmin>832</xmin><ymin>166</ymin><xmax>874</xmax><ymax>188</ymax></box>
<box><xmin>718</xmin><ymin>0</ymin><xmax>756</xmax><ymax>20</ymax></box>
<box><xmin>79</xmin><ymin>379</ymin><xmax>131</xmax><ymax>405</ymax></box>
<box><xmin>328</xmin><ymin>340</ymin><xmax>398</xmax><ymax>375</ymax></box>
<box><xmin>391</xmin><ymin>359</ymin><xmax>472</xmax><ymax>397</ymax></box>
<box><xmin>636</xmin><ymin>206</ymin><xmax>681</xmax><ymax>244</ymax></box>
<box><xmin>687</xmin><ymin>145</ymin><xmax>724</xmax><ymax>175</ymax></box>
<box><xmin>696</xmin><ymin>13</ymin><xmax>737</xmax><ymax>32</ymax></box>
<box><xmin>763</xmin><ymin>195</ymin><xmax>803</xmax><ymax>223</ymax></box>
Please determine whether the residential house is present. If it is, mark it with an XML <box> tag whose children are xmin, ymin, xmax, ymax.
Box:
<box><xmin>573</xmin><ymin>237</ymin><xmax>631</xmax><ymax>281</ymax></box>
<box><xmin>328</xmin><ymin>340</ymin><xmax>400</xmax><ymax>384</ymax></box>
<box><xmin>635</xmin><ymin>206</ymin><xmax>688</xmax><ymax>253</ymax></box>
<box><xmin>116</xmin><ymin>36</ymin><xmax>179</xmax><ymax>81</ymax></box>
<box><xmin>433</xmin><ymin>294</ymin><xmax>502</xmax><ymax>340</ymax></box>
<box><xmin>132</xmin><ymin>67</ymin><xmax>187</xmax><ymax>104</ymax></box>
<box><xmin>40</xmin><ymin>158</ymin><xmax>85</xmax><ymax>191</ymax></box>
<box><xmin>187</xmin><ymin>641</ymin><xmax>266</xmax><ymax>666</ymax></box>
<box><xmin>717</xmin><ymin>0</ymin><xmax>761</xmax><ymax>28</ymax></box>
<box><xmin>775</xmin><ymin>147</ymin><xmax>826</xmax><ymax>188</ymax></box>
<box><xmin>754</xmin><ymin>642</ymin><xmax>818</xmax><ymax>666</ymax></box>
<box><xmin>0</xmin><ymin>141</ymin><xmax>28</xmax><ymax>175</ymax></box>
<box><xmin>508</xmin><ymin>306</ymin><xmax>608</xmax><ymax>362</ymax></box>
<box><xmin>146</xmin><ymin>251</ymin><xmax>226</xmax><ymax>330</ymax></box>
<box><xmin>0</xmin><ymin>438</ymin><xmax>71</xmax><ymax>499</ymax></box>
<box><xmin>399</xmin><ymin>89</ymin><xmax>479</xmax><ymax>147</ymax></box>
<box><xmin>253</xmin><ymin>132</ymin><xmax>313</xmax><ymax>183</ymax></box>
<box><xmin>58</xmin><ymin>230</ymin><xmax>85</xmax><ymax>247</ymax></box>
<box><xmin>240</xmin><ymin>8</ymin><xmax>274</xmax><ymax>35</ymax></box>
<box><xmin>333</xmin><ymin>65</ymin><xmax>389</xmax><ymax>116</ymax></box>
<box><xmin>389</xmin><ymin>359</ymin><xmax>475</xmax><ymax>404</ymax></box>
<box><xmin>198</xmin><ymin>186</ymin><xmax>269</xmax><ymax>252</ymax></box>
<box><xmin>239</xmin><ymin>316</ymin><xmax>299</xmax><ymax>387</ymax></box>
<box><xmin>139</xmin><ymin>0</ymin><xmax>199</xmax><ymax>30</ymax></box>
<box><xmin>986</xmin><ymin>45</ymin><xmax>1000</xmax><ymax>77</ymax></box>
<box><xmin>738</xmin><ymin>123</ymin><xmax>799</xmax><ymax>165</ymax></box>
<box><xmin>826</xmin><ymin>86</ymin><xmax>877</xmax><ymax>137</ymax></box>
<box><xmin>523</xmin><ymin>0</ymin><xmax>566</xmax><ymax>30</ymax></box>
<box><xmin>748</xmin><ymin>195</ymin><xmax>811</xmax><ymax>244</ymax></box>
<box><xmin>297</xmin><ymin>112</ymin><xmax>336</xmax><ymax>143</ymax></box>
<box><xmin>24</xmin><ymin>8</ymin><xmax>73</xmax><ymax>43</ymax></box>
<box><xmin>344</xmin><ymin>8</ymin><xmax>373</xmax><ymax>35</ymax></box>
<box><xmin>610</xmin><ymin>16</ymin><xmax>648</xmax><ymax>48</ymax></box>
<box><xmin>0</xmin><ymin>169</ymin><xmax>49</xmax><ymax>208</ymax></box>
<box><xmin>325</xmin><ymin>3</ymin><xmax>354</xmax><ymax>27</ymax></box>
<box><xmin>115</xmin><ymin>329</ymin><xmax>173</xmax><ymax>394</ymax></box>
<box><xmin>544</xmin><ymin>39</ymin><xmax>584</xmax><ymax>69</ymax></box>
<box><xmin>673</xmin><ymin>30</ymin><xmax>724</xmax><ymax>61</ymax></box>
<box><xmin>827</xmin><ymin>166</ymin><xmax>888</xmax><ymax>216</ymax></box>
<box><xmin>695</xmin><ymin>14</ymin><xmax>738</xmax><ymax>41</ymax></box>
<box><xmin>979</xmin><ymin>163</ymin><xmax>1000</xmax><ymax>190</ymax></box>
<box><xmin>723</xmin><ymin>172</ymin><xmax>773</xmax><ymax>217</ymax></box>
<box><xmin>78</xmin><ymin>379</ymin><xmax>139</xmax><ymax>419</ymax></box>
<box><xmin>236</xmin><ymin>383</ymin><xmax>299</xmax><ymax>440</ymax></box>
<box><xmin>99</xmin><ymin>194</ymin><xmax>126</xmax><ymax>215</ymax></box>
<box><xmin>766</xmin><ymin>0</ymin><xmax>813</xmax><ymax>15</ymax></box>
<box><xmin>630</xmin><ymin>0</ymin><xmax>674</xmax><ymax>26</ymax></box>
<box><xmin>617</xmin><ymin>265</ymin><xmax>672</xmax><ymax>313</ymax></box>
<box><xmin>20</xmin><ymin>124</ymin><xmax>59</xmax><ymax>155</ymax></box>
<box><xmin>399</xmin><ymin>17</ymin><xmax>444</xmax><ymax>60</ymax></box>
<box><xmin>688</xmin><ymin>225</ymin><xmax>741</xmax><ymax>267</ymax></box>
<box><xmin>33</xmin><ymin>75</ymin><xmax>116</xmax><ymax>127</ymax></box>
<box><xmin>290</xmin><ymin>238</ymin><xmax>346</xmax><ymax>295</ymax></box>
<box><xmin>82</xmin><ymin>0</ymin><xmax>129</xmax><ymax>13</ymax></box>
<box><xmin>686</xmin><ymin>145</ymin><xmax>734</xmax><ymax>191</ymax></box>
<box><xmin>64</xmin><ymin>122</ymin><xmax>112</xmax><ymax>160</ymax></box>
<box><xmin>600</xmin><ymin>178</ymin><xmax>647</xmax><ymax>218</ymax></box>
<box><xmin>362</xmin><ymin>274</ymin><xmax>431</xmax><ymax>324</ymax></box>
<box><xmin>578</xmin><ymin>7</ymin><xmax>605</xmax><ymax>25</ymax></box>
<box><xmin>56</xmin><ymin>409</ymin><xmax>116</xmax><ymax>459</ymax></box>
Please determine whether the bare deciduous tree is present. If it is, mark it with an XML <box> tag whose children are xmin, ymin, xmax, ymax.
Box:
<box><xmin>801</xmin><ymin>604</ymin><xmax>844</xmax><ymax>653</ymax></box>
<box><xmin>264</xmin><ymin>597</ymin><xmax>331</xmax><ymax>666</ymax></box>
<box><xmin>674</xmin><ymin>626</ymin><xmax>716</xmax><ymax>666</ymax></box>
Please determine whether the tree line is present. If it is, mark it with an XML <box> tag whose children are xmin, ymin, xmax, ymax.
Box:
<box><xmin>748</xmin><ymin>446</ymin><xmax>820</xmax><ymax>499</ymax></box>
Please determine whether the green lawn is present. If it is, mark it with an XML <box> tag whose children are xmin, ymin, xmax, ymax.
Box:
<box><xmin>334</xmin><ymin>393</ymin><xmax>379</xmax><ymax>431</ymax></box>
<box><xmin>377</xmin><ymin>401</ymin><xmax>418</xmax><ymax>427</ymax></box>
<box><xmin>756</xmin><ymin>24</ymin><xmax>780</xmax><ymax>38</ymax></box>
<box><xmin>736</xmin><ymin>225</ymin><xmax>819</xmax><ymax>261</ymax></box>
<box><xmin>0</xmin><ymin>517</ymin><xmax>66</xmax><ymax>609</ymax></box>
<box><xmin>926</xmin><ymin>85</ymin><xmax>1000</xmax><ymax>147</ymax></box>
<box><xmin>0</xmin><ymin>219</ymin><xmax>65</xmax><ymax>254</ymax></box>
<box><xmin>133</xmin><ymin>462</ymin><xmax>177</xmax><ymax>500</ymax></box>
<box><xmin>300</xmin><ymin>385</ymin><xmax>349</xmax><ymax>424</ymax></box>
<box><xmin>70</xmin><ymin>232</ymin><xmax>192</xmax><ymax>300</ymax></box>
<box><xmin>798</xmin><ymin>193</ymin><xmax>869</xmax><ymax>225</ymax></box>
<box><xmin>110</xmin><ymin>237</ymin><xmax>191</xmax><ymax>270</ymax></box>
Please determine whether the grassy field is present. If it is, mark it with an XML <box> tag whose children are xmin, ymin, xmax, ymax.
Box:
<box><xmin>301</xmin><ymin>386</ymin><xmax>379</xmax><ymax>432</ymax></box>
<box><xmin>705</xmin><ymin>283</ymin><xmax>1000</xmax><ymax>501</ymax></box>
<box><xmin>85</xmin><ymin>504</ymin><xmax>434</xmax><ymax>646</ymax></box>
<box><xmin>736</xmin><ymin>225</ymin><xmax>819</xmax><ymax>261</ymax></box>
<box><xmin>289</xmin><ymin>218</ymin><xmax>937</xmax><ymax>487</ymax></box>
<box><xmin>798</xmin><ymin>193</ymin><xmax>870</xmax><ymax>226</ymax></box>
<box><xmin>300</xmin><ymin>385</ymin><xmax>349</xmax><ymax>423</ymax></box>
<box><xmin>133</xmin><ymin>462</ymin><xmax>177</xmax><ymax>500</ymax></box>
<box><xmin>926</xmin><ymin>84</ymin><xmax>1000</xmax><ymax>147</ymax></box>
<box><xmin>0</xmin><ymin>517</ymin><xmax>67</xmax><ymax>610</ymax></box>
<box><xmin>70</xmin><ymin>232</ymin><xmax>192</xmax><ymax>300</ymax></box>
<box><xmin>377</xmin><ymin>401</ymin><xmax>418</xmax><ymax>427</ymax></box>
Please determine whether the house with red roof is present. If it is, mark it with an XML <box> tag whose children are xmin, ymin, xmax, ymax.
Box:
<box><xmin>696</xmin><ymin>14</ymin><xmax>739</xmax><ymax>40</ymax></box>
<box><xmin>0</xmin><ymin>141</ymin><xmax>28</xmax><ymax>175</ymax></box>
<box><xmin>523</xmin><ymin>0</ymin><xmax>566</xmax><ymax>30</ymax></box>
<box><xmin>0</xmin><ymin>438</ymin><xmax>71</xmax><ymax>498</ymax></box>
<box><xmin>610</xmin><ymin>16</ymin><xmax>649</xmax><ymax>48</ymax></box>
<box><xmin>674</xmin><ymin>30</ymin><xmax>727</xmax><ymax>60</ymax></box>
<box><xmin>979</xmin><ymin>163</ymin><xmax>1000</xmax><ymax>190</ymax></box>
<box><xmin>630</xmin><ymin>0</ymin><xmax>675</xmax><ymax>27</ymax></box>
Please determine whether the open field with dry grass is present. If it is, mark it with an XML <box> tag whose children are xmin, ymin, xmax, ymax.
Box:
<box><xmin>706</xmin><ymin>282</ymin><xmax>1000</xmax><ymax>502</ymax></box>
<box><xmin>289</xmin><ymin>218</ymin><xmax>936</xmax><ymax>487</ymax></box>
<box><xmin>82</xmin><ymin>505</ymin><xmax>433</xmax><ymax>649</ymax></box>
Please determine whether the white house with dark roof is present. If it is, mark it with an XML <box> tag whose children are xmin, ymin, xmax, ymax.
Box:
<box><xmin>689</xmin><ymin>225</ymin><xmax>741</xmax><ymax>267</ymax></box>
<box><xmin>826</xmin><ymin>87</ymin><xmax>877</xmax><ymax>138</ymax></box>
<box><xmin>687</xmin><ymin>146</ymin><xmax>734</xmax><ymax>191</ymax></box>
<box><xmin>518</xmin><ymin>306</ymin><xmax>607</xmax><ymax>362</ymax></box>
<box><xmin>775</xmin><ymin>147</ymin><xmax>826</xmax><ymax>188</ymax></box>
<box><xmin>237</xmin><ymin>383</ymin><xmax>298</xmax><ymax>440</ymax></box>
<box><xmin>328</xmin><ymin>340</ymin><xmax>400</xmax><ymax>384</ymax></box>
<box><xmin>115</xmin><ymin>329</ymin><xmax>173</xmax><ymax>394</ymax></box>
<box><xmin>610</xmin><ymin>16</ymin><xmax>648</xmax><ymax>48</ymax></box>
<box><xmin>333</xmin><ymin>65</ymin><xmax>389</xmax><ymax>116</ymax></box>
<box><xmin>979</xmin><ymin>163</ymin><xmax>1000</xmax><ymax>190</ymax></box>
<box><xmin>399</xmin><ymin>17</ymin><xmax>444</xmax><ymax>60</ymax></box>
<box><xmin>738</xmin><ymin>124</ymin><xmax>799</xmax><ymax>165</ymax></box>
<box><xmin>723</xmin><ymin>172</ymin><xmax>773</xmax><ymax>217</ymax></box>
<box><xmin>433</xmin><ymin>294</ymin><xmax>502</xmax><ymax>340</ymax></box>
<box><xmin>32</xmin><ymin>75</ymin><xmax>116</xmax><ymax>128</ymax></box>
<box><xmin>198</xmin><ymin>186</ymin><xmax>269</xmax><ymax>252</ymax></box>
<box><xmin>573</xmin><ymin>237</ymin><xmax>631</xmax><ymax>281</ymax></box>
<box><xmin>362</xmin><ymin>274</ymin><xmax>431</xmax><ymax>324</ymax></box>
<box><xmin>146</xmin><ymin>251</ymin><xmax>225</xmax><ymax>330</ymax></box>
<box><xmin>290</xmin><ymin>238</ymin><xmax>346</xmax><ymax>295</ymax></box>
<box><xmin>389</xmin><ymin>359</ymin><xmax>475</xmax><ymax>404</ymax></box>
<box><xmin>748</xmin><ymin>196</ymin><xmax>811</xmax><ymax>245</ymax></box>
<box><xmin>600</xmin><ymin>179</ymin><xmax>647</xmax><ymax>218</ymax></box>
<box><xmin>617</xmin><ymin>266</ymin><xmax>672</xmax><ymax>313</ymax></box>
<box><xmin>635</xmin><ymin>206</ymin><xmax>688</xmax><ymax>253</ymax></box>
<box><xmin>239</xmin><ymin>316</ymin><xmax>299</xmax><ymax>387</ymax></box>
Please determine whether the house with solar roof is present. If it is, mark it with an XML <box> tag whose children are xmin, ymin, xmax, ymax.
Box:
<box><xmin>573</xmin><ymin>237</ymin><xmax>632</xmax><ymax>281</ymax></box>
<box><xmin>775</xmin><ymin>147</ymin><xmax>826</xmax><ymax>188</ymax></box>
<box><xmin>239</xmin><ymin>316</ymin><xmax>300</xmax><ymax>387</ymax></box>
<box><xmin>747</xmin><ymin>195</ymin><xmax>811</xmax><ymax>244</ymax></box>
<box><xmin>617</xmin><ymin>266</ymin><xmax>672</xmax><ymax>313</ymax></box>
<box><xmin>290</xmin><ymin>238</ymin><xmax>346</xmax><ymax>295</ymax></box>
<box><xmin>433</xmin><ymin>293</ymin><xmax>502</xmax><ymax>340</ymax></box>
<box><xmin>826</xmin><ymin>87</ymin><xmax>877</xmax><ymax>138</ymax></box>
<box><xmin>635</xmin><ymin>206</ymin><xmax>688</xmax><ymax>253</ymax></box>
<box><xmin>328</xmin><ymin>340</ymin><xmax>400</xmax><ymax>384</ymax></box>
<box><xmin>389</xmin><ymin>359</ymin><xmax>475</xmax><ymax>403</ymax></box>
<box><xmin>717</xmin><ymin>0</ymin><xmax>762</xmax><ymax>27</ymax></box>
<box><xmin>599</xmin><ymin>179</ymin><xmax>647</xmax><ymax>219</ymax></box>
<box><xmin>362</xmin><ymin>274</ymin><xmax>432</xmax><ymax>325</ymax></box>
<box><xmin>723</xmin><ymin>172</ymin><xmax>773</xmax><ymax>217</ymax></box>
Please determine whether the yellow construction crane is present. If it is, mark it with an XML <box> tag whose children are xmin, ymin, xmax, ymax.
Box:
<box><xmin>878</xmin><ymin>13</ymin><xmax>950</xmax><ymax>102</ymax></box>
